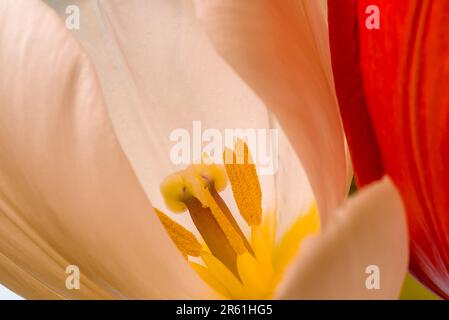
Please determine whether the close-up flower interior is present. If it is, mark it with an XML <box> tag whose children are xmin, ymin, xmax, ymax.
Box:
<box><xmin>0</xmin><ymin>0</ymin><xmax>447</xmax><ymax>304</ymax></box>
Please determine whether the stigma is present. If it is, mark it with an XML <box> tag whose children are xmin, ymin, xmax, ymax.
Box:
<box><xmin>155</xmin><ymin>140</ymin><xmax>320</xmax><ymax>299</ymax></box>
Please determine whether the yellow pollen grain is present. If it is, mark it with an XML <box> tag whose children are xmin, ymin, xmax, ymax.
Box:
<box><xmin>154</xmin><ymin>208</ymin><xmax>202</xmax><ymax>258</ymax></box>
<box><xmin>223</xmin><ymin>140</ymin><xmax>262</xmax><ymax>226</ymax></box>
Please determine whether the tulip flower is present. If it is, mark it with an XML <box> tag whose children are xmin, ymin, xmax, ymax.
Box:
<box><xmin>328</xmin><ymin>0</ymin><xmax>449</xmax><ymax>299</ymax></box>
<box><xmin>0</xmin><ymin>0</ymin><xmax>407</xmax><ymax>299</ymax></box>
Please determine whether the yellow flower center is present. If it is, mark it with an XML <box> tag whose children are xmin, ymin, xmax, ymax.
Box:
<box><xmin>156</xmin><ymin>140</ymin><xmax>320</xmax><ymax>299</ymax></box>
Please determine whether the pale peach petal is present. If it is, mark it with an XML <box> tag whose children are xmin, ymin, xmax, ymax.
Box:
<box><xmin>194</xmin><ymin>0</ymin><xmax>349</xmax><ymax>228</ymax></box>
<box><xmin>272</xmin><ymin>119</ymin><xmax>314</xmax><ymax>237</ymax></box>
<box><xmin>277</xmin><ymin>177</ymin><xmax>408</xmax><ymax>299</ymax></box>
<box><xmin>0</xmin><ymin>0</ymin><xmax>208</xmax><ymax>299</ymax></box>
<box><xmin>44</xmin><ymin>0</ymin><xmax>315</xmax><ymax>237</ymax></box>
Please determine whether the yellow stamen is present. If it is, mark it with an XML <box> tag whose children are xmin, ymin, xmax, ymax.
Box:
<box><xmin>157</xmin><ymin>141</ymin><xmax>320</xmax><ymax>299</ymax></box>
<box><xmin>185</xmin><ymin>196</ymin><xmax>240</xmax><ymax>275</ymax></box>
<box><xmin>210</xmin><ymin>188</ymin><xmax>254</xmax><ymax>255</ymax></box>
<box><xmin>154</xmin><ymin>208</ymin><xmax>202</xmax><ymax>258</ymax></box>
<box><xmin>237</xmin><ymin>252</ymin><xmax>273</xmax><ymax>299</ymax></box>
<box><xmin>273</xmin><ymin>203</ymin><xmax>320</xmax><ymax>274</ymax></box>
<box><xmin>192</xmin><ymin>182</ymin><xmax>248</xmax><ymax>255</ymax></box>
<box><xmin>189</xmin><ymin>261</ymin><xmax>231</xmax><ymax>298</ymax></box>
<box><xmin>199</xmin><ymin>251</ymin><xmax>246</xmax><ymax>298</ymax></box>
<box><xmin>223</xmin><ymin>140</ymin><xmax>262</xmax><ymax>226</ymax></box>
<box><xmin>160</xmin><ymin>163</ymin><xmax>249</xmax><ymax>276</ymax></box>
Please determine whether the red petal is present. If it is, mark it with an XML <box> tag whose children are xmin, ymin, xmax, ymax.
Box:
<box><xmin>329</xmin><ymin>0</ymin><xmax>449</xmax><ymax>298</ymax></box>
<box><xmin>328</xmin><ymin>0</ymin><xmax>384</xmax><ymax>187</ymax></box>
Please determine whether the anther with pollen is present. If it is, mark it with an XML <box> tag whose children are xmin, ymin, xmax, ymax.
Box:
<box><xmin>158</xmin><ymin>158</ymin><xmax>259</xmax><ymax>278</ymax></box>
